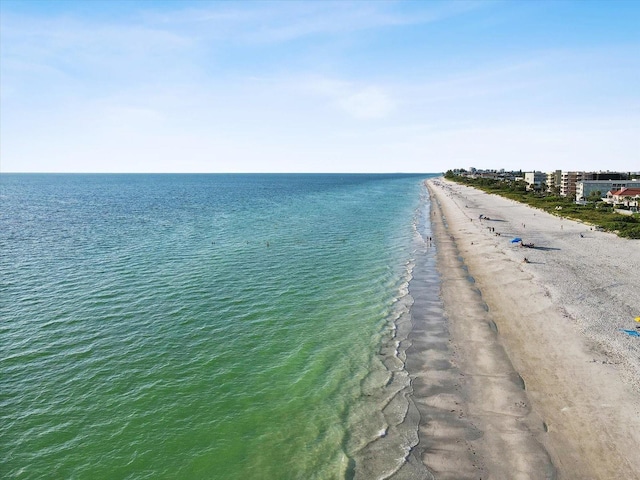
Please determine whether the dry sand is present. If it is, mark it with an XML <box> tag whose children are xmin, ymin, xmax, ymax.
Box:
<box><xmin>418</xmin><ymin>178</ymin><xmax>640</xmax><ymax>480</ymax></box>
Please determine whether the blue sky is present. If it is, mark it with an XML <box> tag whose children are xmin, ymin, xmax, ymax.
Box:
<box><xmin>1</xmin><ymin>0</ymin><xmax>638</xmax><ymax>173</ymax></box>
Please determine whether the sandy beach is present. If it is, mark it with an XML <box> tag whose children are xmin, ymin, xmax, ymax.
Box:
<box><xmin>415</xmin><ymin>178</ymin><xmax>640</xmax><ymax>479</ymax></box>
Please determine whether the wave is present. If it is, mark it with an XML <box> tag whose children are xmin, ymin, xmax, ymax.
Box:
<box><xmin>346</xmin><ymin>184</ymin><xmax>437</xmax><ymax>480</ymax></box>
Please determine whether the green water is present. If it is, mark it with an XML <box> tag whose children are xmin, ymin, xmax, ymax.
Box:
<box><xmin>1</xmin><ymin>173</ymin><xmax>436</xmax><ymax>479</ymax></box>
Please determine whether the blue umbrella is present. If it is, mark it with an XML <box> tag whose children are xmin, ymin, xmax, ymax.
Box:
<box><xmin>511</xmin><ymin>237</ymin><xmax>522</xmax><ymax>243</ymax></box>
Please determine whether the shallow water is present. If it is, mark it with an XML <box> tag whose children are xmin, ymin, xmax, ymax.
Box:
<box><xmin>1</xmin><ymin>173</ymin><xmax>439</xmax><ymax>479</ymax></box>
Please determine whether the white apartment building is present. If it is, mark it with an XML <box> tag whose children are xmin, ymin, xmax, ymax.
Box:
<box><xmin>524</xmin><ymin>171</ymin><xmax>546</xmax><ymax>190</ymax></box>
<box><xmin>545</xmin><ymin>170</ymin><xmax>562</xmax><ymax>192</ymax></box>
<box><xmin>560</xmin><ymin>171</ymin><xmax>584</xmax><ymax>197</ymax></box>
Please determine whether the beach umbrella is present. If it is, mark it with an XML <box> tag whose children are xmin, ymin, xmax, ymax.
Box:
<box><xmin>511</xmin><ymin>237</ymin><xmax>522</xmax><ymax>243</ymax></box>
<box><xmin>635</xmin><ymin>317</ymin><xmax>640</xmax><ymax>323</ymax></box>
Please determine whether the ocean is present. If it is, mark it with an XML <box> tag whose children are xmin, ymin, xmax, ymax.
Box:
<box><xmin>1</xmin><ymin>173</ymin><xmax>440</xmax><ymax>479</ymax></box>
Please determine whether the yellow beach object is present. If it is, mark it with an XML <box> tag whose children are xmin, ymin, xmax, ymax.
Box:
<box><xmin>636</xmin><ymin>317</ymin><xmax>640</xmax><ymax>323</ymax></box>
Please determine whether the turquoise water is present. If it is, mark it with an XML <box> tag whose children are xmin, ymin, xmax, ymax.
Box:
<box><xmin>1</xmin><ymin>173</ymin><xmax>436</xmax><ymax>479</ymax></box>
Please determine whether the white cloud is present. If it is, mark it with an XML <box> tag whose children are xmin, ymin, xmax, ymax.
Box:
<box><xmin>337</xmin><ymin>86</ymin><xmax>395</xmax><ymax>119</ymax></box>
<box><xmin>298</xmin><ymin>76</ymin><xmax>395</xmax><ymax>119</ymax></box>
<box><xmin>141</xmin><ymin>1</ymin><xmax>484</xmax><ymax>45</ymax></box>
<box><xmin>378</xmin><ymin>116</ymin><xmax>640</xmax><ymax>172</ymax></box>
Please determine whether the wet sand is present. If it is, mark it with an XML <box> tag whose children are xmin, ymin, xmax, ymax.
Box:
<box><xmin>416</xmin><ymin>178</ymin><xmax>640</xmax><ymax>479</ymax></box>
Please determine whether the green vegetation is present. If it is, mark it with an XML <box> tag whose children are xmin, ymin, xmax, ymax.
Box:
<box><xmin>444</xmin><ymin>171</ymin><xmax>640</xmax><ymax>239</ymax></box>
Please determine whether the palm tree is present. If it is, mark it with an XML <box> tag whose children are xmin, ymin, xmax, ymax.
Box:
<box><xmin>588</xmin><ymin>190</ymin><xmax>602</xmax><ymax>203</ymax></box>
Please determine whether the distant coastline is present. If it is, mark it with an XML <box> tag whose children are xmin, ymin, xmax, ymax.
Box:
<box><xmin>444</xmin><ymin>170</ymin><xmax>640</xmax><ymax>239</ymax></box>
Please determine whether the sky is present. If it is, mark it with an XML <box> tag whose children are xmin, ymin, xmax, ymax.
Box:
<box><xmin>1</xmin><ymin>0</ymin><xmax>638</xmax><ymax>173</ymax></box>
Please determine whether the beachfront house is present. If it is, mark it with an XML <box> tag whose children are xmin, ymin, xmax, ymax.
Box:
<box><xmin>605</xmin><ymin>187</ymin><xmax>640</xmax><ymax>211</ymax></box>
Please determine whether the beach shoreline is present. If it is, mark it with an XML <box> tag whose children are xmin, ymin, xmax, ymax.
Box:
<box><xmin>416</xmin><ymin>177</ymin><xmax>640</xmax><ymax>479</ymax></box>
